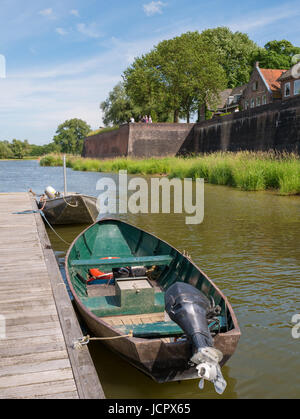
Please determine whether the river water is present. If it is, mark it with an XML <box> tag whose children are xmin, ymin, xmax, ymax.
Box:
<box><xmin>1</xmin><ymin>160</ymin><xmax>299</xmax><ymax>399</ymax></box>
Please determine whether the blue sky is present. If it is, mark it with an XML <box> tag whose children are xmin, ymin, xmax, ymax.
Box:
<box><xmin>0</xmin><ymin>0</ymin><xmax>300</xmax><ymax>145</ymax></box>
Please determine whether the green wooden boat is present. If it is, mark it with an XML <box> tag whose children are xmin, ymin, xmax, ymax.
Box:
<box><xmin>65</xmin><ymin>218</ymin><xmax>240</xmax><ymax>389</ymax></box>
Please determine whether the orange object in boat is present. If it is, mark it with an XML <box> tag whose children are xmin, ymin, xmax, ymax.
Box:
<box><xmin>100</xmin><ymin>257</ymin><xmax>120</xmax><ymax>260</ymax></box>
<box><xmin>88</xmin><ymin>268</ymin><xmax>113</xmax><ymax>282</ymax></box>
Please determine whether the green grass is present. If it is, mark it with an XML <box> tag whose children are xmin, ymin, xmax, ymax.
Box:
<box><xmin>86</xmin><ymin>126</ymin><xmax>120</xmax><ymax>137</ymax></box>
<box><xmin>39</xmin><ymin>151</ymin><xmax>300</xmax><ymax>195</ymax></box>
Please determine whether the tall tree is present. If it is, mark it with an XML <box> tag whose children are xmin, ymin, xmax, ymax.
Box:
<box><xmin>200</xmin><ymin>27</ymin><xmax>260</xmax><ymax>88</ymax></box>
<box><xmin>0</xmin><ymin>141</ymin><xmax>13</xmax><ymax>159</ymax></box>
<box><xmin>123</xmin><ymin>31</ymin><xmax>227</xmax><ymax>122</ymax></box>
<box><xmin>100</xmin><ymin>82</ymin><xmax>141</xmax><ymax>126</ymax></box>
<box><xmin>10</xmin><ymin>139</ymin><xmax>30</xmax><ymax>159</ymax></box>
<box><xmin>53</xmin><ymin>119</ymin><xmax>91</xmax><ymax>154</ymax></box>
<box><xmin>253</xmin><ymin>40</ymin><xmax>300</xmax><ymax>69</ymax></box>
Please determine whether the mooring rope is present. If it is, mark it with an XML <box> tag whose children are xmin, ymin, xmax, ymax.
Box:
<box><xmin>73</xmin><ymin>332</ymin><xmax>134</xmax><ymax>350</ymax></box>
<box><xmin>13</xmin><ymin>208</ymin><xmax>71</xmax><ymax>246</ymax></box>
<box><xmin>39</xmin><ymin>210</ymin><xmax>71</xmax><ymax>246</ymax></box>
<box><xmin>62</xmin><ymin>195</ymin><xmax>79</xmax><ymax>208</ymax></box>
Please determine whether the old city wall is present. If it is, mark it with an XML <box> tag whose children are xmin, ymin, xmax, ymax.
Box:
<box><xmin>83</xmin><ymin>96</ymin><xmax>300</xmax><ymax>158</ymax></box>
<box><xmin>180</xmin><ymin>95</ymin><xmax>300</xmax><ymax>154</ymax></box>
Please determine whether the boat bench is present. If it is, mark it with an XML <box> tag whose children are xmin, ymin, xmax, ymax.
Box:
<box><xmin>116</xmin><ymin>316</ymin><xmax>227</xmax><ymax>338</ymax></box>
<box><xmin>70</xmin><ymin>255</ymin><xmax>173</xmax><ymax>269</ymax></box>
<box><xmin>117</xmin><ymin>321</ymin><xmax>184</xmax><ymax>338</ymax></box>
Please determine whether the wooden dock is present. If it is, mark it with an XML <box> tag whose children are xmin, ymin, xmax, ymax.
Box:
<box><xmin>0</xmin><ymin>192</ymin><xmax>105</xmax><ymax>399</ymax></box>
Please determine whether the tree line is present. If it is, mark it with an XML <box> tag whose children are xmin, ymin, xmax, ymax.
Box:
<box><xmin>2</xmin><ymin>28</ymin><xmax>299</xmax><ymax>158</ymax></box>
<box><xmin>0</xmin><ymin>118</ymin><xmax>91</xmax><ymax>158</ymax></box>
<box><xmin>100</xmin><ymin>27</ymin><xmax>300</xmax><ymax>125</ymax></box>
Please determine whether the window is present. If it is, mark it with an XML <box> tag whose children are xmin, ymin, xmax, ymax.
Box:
<box><xmin>284</xmin><ymin>82</ymin><xmax>291</xmax><ymax>97</ymax></box>
<box><xmin>250</xmin><ymin>98</ymin><xmax>255</xmax><ymax>108</ymax></box>
<box><xmin>244</xmin><ymin>100</ymin><xmax>249</xmax><ymax>110</ymax></box>
<box><xmin>252</xmin><ymin>81</ymin><xmax>258</xmax><ymax>91</ymax></box>
<box><xmin>294</xmin><ymin>80</ymin><xmax>300</xmax><ymax>95</ymax></box>
<box><xmin>256</xmin><ymin>97</ymin><xmax>261</xmax><ymax>106</ymax></box>
<box><xmin>227</xmin><ymin>96</ymin><xmax>234</xmax><ymax>105</ymax></box>
<box><xmin>262</xmin><ymin>95</ymin><xmax>267</xmax><ymax>105</ymax></box>
<box><xmin>234</xmin><ymin>94</ymin><xmax>241</xmax><ymax>103</ymax></box>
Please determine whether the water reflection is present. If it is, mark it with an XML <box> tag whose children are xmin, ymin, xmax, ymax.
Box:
<box><xmin>1</xmin><ymin>160</ymin><xmax>300</xmax><ymax>398</ymax></box>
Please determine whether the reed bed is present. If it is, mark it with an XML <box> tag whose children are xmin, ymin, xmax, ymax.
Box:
<box><xmin>39</xmin><ymin>151</ymin><xmax>300</xmax><ymax>195</ymax></box>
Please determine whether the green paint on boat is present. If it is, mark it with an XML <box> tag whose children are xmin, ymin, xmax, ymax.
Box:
<box><xmin>67</xmin><ymin>219</ymin><xmax>234</xmax><ymax>338</ymax></box>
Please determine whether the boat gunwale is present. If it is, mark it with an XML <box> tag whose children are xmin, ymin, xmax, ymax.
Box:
<box><xmin>65</xmin><ymin>217</ymin><xmax>241</xmax><ymax>344</ymax></box>
<box><xmin>39</xmin><ymin>193</ymin><xmax>97</xmax><ymax>204</ymax></box>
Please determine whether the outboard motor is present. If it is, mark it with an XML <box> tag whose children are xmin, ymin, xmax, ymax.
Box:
<box><xmin>45</xmin><ymin>186</ymin><xmax>57</xmax><ymax>200</ymax></box>
<box><xmin>165</xmin><ymin>282</ymin><xmax>227</xmax><ymax>394</ymax></box>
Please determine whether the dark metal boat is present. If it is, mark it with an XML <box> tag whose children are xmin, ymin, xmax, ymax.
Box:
<box><xmin>37</xmin><ymin>193</ymin><xmax>98</xmax><ymax>225</ymax></box>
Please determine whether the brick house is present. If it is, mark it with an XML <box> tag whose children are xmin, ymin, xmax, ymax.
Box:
<box><xmin>241</xmin><ymin>62</ymin><xmax>287</xmax><ymax>110</ymax></box>
<box><xmin>277</xmin><ymin>67</ymin><xmax>300</xmax><ymax>99</ymax></box>
<box><xmin>213</xmin><ymin>84</ymin><xmax>247</xmax><ymax>115</ymax></box>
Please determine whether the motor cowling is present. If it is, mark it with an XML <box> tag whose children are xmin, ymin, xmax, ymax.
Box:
<box><xmin>165</xmin><ymin>282</ymin><xmax>213</xmax><ymax>353</ymax></box>
<box><xmin>45</xmin><ymin>186</ymin><xmax>57</xmax><ymax>199</ymax></box>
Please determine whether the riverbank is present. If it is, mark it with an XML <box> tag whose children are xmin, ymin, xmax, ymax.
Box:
<box><xmin>39</xmin><ymin>152</ymin><xmax>300</xmax><ymax>195</ymax></box>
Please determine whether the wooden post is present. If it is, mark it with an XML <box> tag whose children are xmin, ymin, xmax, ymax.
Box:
<box><xmin>63</xmin><ymin>155</ymin><xmax>67</xmax><ymax>196</ymax></box>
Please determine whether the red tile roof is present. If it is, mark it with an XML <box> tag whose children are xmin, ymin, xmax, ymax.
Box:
<box><xmin>260</xmin><ymin>68</ymin><xmax>287</xmax><ymax>91</ymax></box>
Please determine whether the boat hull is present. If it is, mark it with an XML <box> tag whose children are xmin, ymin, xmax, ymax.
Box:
<box><xmin>75</xmin><ymin>301</ymin><xmax>240</xmax><ymax>383</ymax></box>
<box><xmin>39</xmin><ymin>194</ymin><xmax>98</xmax><ymax>225</ymax></box>
<box><xmin>65</xmin><ymin>218</ymin><xmax>241</xmax><ymax>383</ymax></box>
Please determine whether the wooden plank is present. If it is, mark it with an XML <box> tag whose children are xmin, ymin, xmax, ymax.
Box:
<box><xmin>0</xmin><ymin>368</ymin><xmax>74</xmax><ymax>389</ymax></box>
<box><xmin>31</xmin><ymin>195</ymin><xmax>105</xmax><ymax>399</ymax></box>
<box><xmin>0</xmin><ymin>193</ymin><xmax>104</xmax><ymax>399</ymax></box>
<box><xmin>0</xmin><ymin>350</ymin><xmax>69</xmax><ymax>368</ymax></box>
<box><xmin>71</xmin><ymin>254</ymin><xmax>173</xmax><ymax>268</ymax></box>
<box><xmin>0</xmin><ymin>379</ymin><xmax>78</xmax><ymax>399</ymax></box>
<box><xmin>0</xmin><ymin>358</ymin><xmax>71</xmax><ymax>378</ymax></box>
<box><xmin>102</xmin><ymin>311</ymin><xmax>165</xmax><ymax>326</ymax></box>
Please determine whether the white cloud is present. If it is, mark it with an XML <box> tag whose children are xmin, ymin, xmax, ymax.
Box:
<box><xmin>0</xmin><ymin>30</ymin><xmax>183</xmax><ymax>144</ymax></box>
<box><xmin>228</xmin><ymin>5</ymin><xmax>300</xmax><ymax>32</ymax></box>
<box><xmin>56</xmin><ymin>27</ymin><xmax>68</xmax><ymax>36</ymax></box>
<box><xmin>143</xmin><ymin>1</ymin><xmax>166</xmax><ymax>16</ymax></box>
<box><xmin>77</xmin><ymin>23</ymin><xmax>102</xmax><ymax>38</ymax></box>
<box><xmin>70</xmin><ymin>9</ymin><xmax>80</xmax><ymax>17</ymax></box>
<box><xmin>38</xmin><ymin>8</ymin><xmax>53</xmax><ymax>17</ymax></box>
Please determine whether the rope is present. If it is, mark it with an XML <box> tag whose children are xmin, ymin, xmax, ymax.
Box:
<box><xmin>40</xmin><ymin>210</ymin><xmax>71</xmax><ymax>246</ymax></box>
<box><xmin>62</xmin><ymin>195</ymin><xmax>79</xmax><ymax>208</ymax></box>
<box><xmin>13</xmin><ymin>210</ymin><xmax>41</xmax><ymax>214</ymax></box>
<box><xmin>73</xmin><ymin>331</ymin><xmax>133</xmax><ymax>350</ymax></box>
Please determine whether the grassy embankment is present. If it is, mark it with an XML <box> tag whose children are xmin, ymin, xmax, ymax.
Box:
<box><xmin>40</xmin><ymin>151</ymin><xmax>300</xmax><ymax>195</ymax></box>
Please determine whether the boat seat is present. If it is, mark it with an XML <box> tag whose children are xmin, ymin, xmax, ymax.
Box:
<box><xmin>115</xmin><ymin>316</ymin><xmax>227</xmax><ymax>338</ymax></box>
<box><xmin>116</xmin><ymin>321</ymin><xmax>184</xmax><ymax>338</ymax></box>
<box><xmin>71</xmin><ymin>255</ymin><xmax>173</xmax><ymax>268</ymax></box>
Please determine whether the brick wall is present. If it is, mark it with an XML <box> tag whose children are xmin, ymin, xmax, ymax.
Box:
<box><xmin>179</xmin><ymin>95</ymin><xmax>300</xmax><ymax>155</ymax></box>
<box><xmin>82</xmin><ymin>124</ymin><xmax>129</xmax><ymax>158</ymax></box>
<box><xmin>127</xmin><ymin>123</ymin><xmax>195</xmax><ymax>158</ymax></box>
<box><xmin>83</xmin><ymin>96</ymin><xmax>300</xmax><ymax>159</ymax></box>
<box><xmin>82</xmin><ymin>123</ymin><xmax>195</xmax><ymax>159</ymax></box>
<box><xmin>241</xmin><ymin>65</ymin><xmax>272</xmax><ymax>110</ymax></box>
